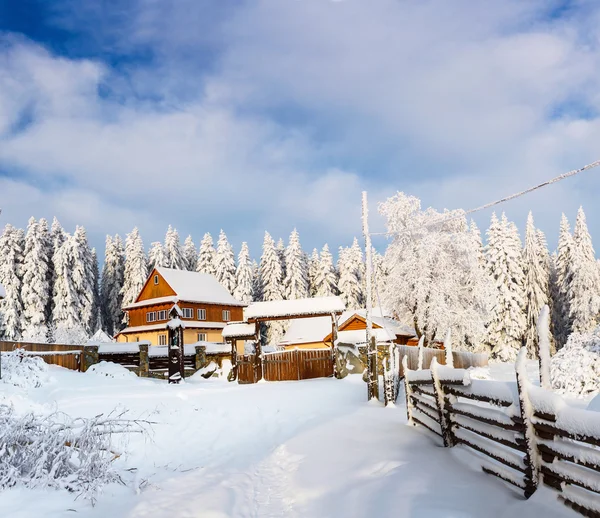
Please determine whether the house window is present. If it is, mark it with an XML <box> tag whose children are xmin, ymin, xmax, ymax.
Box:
<box><xmin>158</xmin><ymin>310</ymin><xmax>167</xmax><ymax>321</ymax></box>
<box><xmin>146</xmin><ymin>311</ymin><xmax>156</xmax><ymax>323</ymax></box>
<box><xmin>154</xmin><ymin>275</ymin><xmax>159</xmax><ymax>285</ymax></box>
<box><xmin>158</xmin><ymin>334</ymin><xmax>167</xmax><ymax>346</ymax></box>
<box><xmin>222</xmin><ymin>310</ymin><xmax>231</xmax><ymax>322</ymax></box>
<box><xmin>197</xmin><ymin>308</ymin><xmax>206</xmax><ymax>320</ymax></box>
<box><xmin>182</xmin><ymin>308</ymin><xmax>194</xmax><ymax>319</ymax></box>
<box><xmin>197</xmin><ymin>333</ymin><xmax>207</xmax><ymax>342</ymax></box>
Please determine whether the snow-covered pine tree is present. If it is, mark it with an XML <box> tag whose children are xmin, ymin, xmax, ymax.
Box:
<box><xmin>251</xmin><ymin>259</ymin><xmax>262</xmax><ymax>303</ymax></box>
<box><xmin>121</xmin><ymin>228</ymin><xmax>148</xmax><ymax>311</ymax></box>
<box><xmin>90</xmin><ymin>248</ymin><xmax>101</xmax><ymax>334</ymax></box>
<box><xmin>0</xmin><ymin>224</ymin><xmax>24</xmax><ymax>341</ymax></box>
<box><xmin>337</xmin><ymin>245</ymin><xmax>362</xmax><ymax>310</ymax></box>
<box><xmin>234</xmin><ymin>242</ymin><xmax>253</xmax><ymax>304</ymax></box>
<box><xmin>553</xmin><ymin>214</ymin><xmax>574</xmax><ymax>348</ymax></box>
<box><xmin>148</xmin><ymin>241</ymin><xmax>166</xmax><ymax>271</ymax></box>
<box><xmin>349</xmin><ymin>237</ymin><xmax>366</xmax><ymax>304</ymax></box>
<box><xmin>21</xmin><ymin>218</ymin><xmax>51</xmax><ymax>342</ymax></box>
<box><xmin>196</xmin><ymin>233</ymin><xmax>216</xmax><ymax>276</ymax></box>
<box><xmin>164</xmin><ymin>226</ymin><xmax>185</xmax><ymax>270</ymax></box>
<box><xmin>284</xmin><ymin>229</ymin><xmax>309</xmax><ymax>300</ymax></box>
<box><xmin>38</xmin><ymin>218</ymin><xmax>53</xmax><ymax>323</ymax></box>
<box><xmin>314</xmin><ymin>244</ymin><xmax>338</xmax><ymax>297</ymax></box>
<box><xmin>276</xmin><ymin>238</ymin><xmax>286</xmax><ymax>283</ymax></box>
<box><xmin>215</xmin><ymin>230</ymin><xmax>236</xmax><ymax>295</ymax></box>
<box><xmin>183</xmin><ymin>235</ymin><xmax>197</xmax><ymax>271</ymax></box>
<box><xmin>308</xmin><ymin>248</ymin><xmax>320</xmax><ymax>297</ymax></box>
<box><xmin>73</xmin><ymin>226</ymin><xmax>96</xmax><ymax>335</ymax></box>
<box><xmin>485</xmin><ymin>213</ymin><xmax>526</xmax><ymax>361</ymax></box>
<box><xmin>260</xmin><ymin>232</ymin><xmax>286</xmax><ymax>344</ymax></box>
<box><xmin>101</xmin><ymin>235</ymin><xmax>125</xmax><ymax>336</ymax></box>
<box><xmin>569</xmin><ymin>207</ymin><xmax>600</xmax><ymax>334</ymax></box>
<box><xmin>371</xmin><ymin>248</ymin><xmax>388</xmax><ymax>305</ymax></box>
<box><xmin>523</xmin><ymin>212</ymin><xmax>549</xmax><ymax>358</ymax></box>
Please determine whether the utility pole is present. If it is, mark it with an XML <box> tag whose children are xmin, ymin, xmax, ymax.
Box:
<box><xmin>362</xmin><ymin>192</ymin><xmax>378</xmax><ymax>401</ymax></box>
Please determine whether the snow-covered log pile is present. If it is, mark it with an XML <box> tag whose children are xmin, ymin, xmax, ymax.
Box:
<box><xmin>0</xmin><ymin>350</ymin><xmax>51</xmax><ymax>388</ymax></box>
<box><xmin>0</xmin><ymin>405</ymin><xmax>149</xmax><ymax>502</ymax></box>
<box><xmin>551</xmin><ymin>326</ymin><xmax>600</xmax><ymax>397</ymax></box>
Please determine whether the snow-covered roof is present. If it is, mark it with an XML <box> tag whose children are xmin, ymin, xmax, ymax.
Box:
<box><xmin>0</xmin><ymin>282</ymin><xmax>5</xmax><ymax>299</ymax></box>
<box><xmin>157</xmin><ymin>268</ymin><xmax>245</xmax><ymax>306</ymax></box>
<box><xmin>279</xmin><ymin>316</ymin><xmax>333</xmax><ymax>345</ymax></box>
<box><xmin>87</xmin><ymin>329</ymin><xmax>114</xmax><ymax>345</ymax></box>
<box><xmin>244</xmin><ymin>296</ymin><xmax>345</xmax><ymax>321</ymax></box>
<box><xmin>117</xmin><ymin>321</ymin><xmax>226</xmax><ymax>334</ymax></box>
<box><xmin>222</xmin><ymin>322</ymin><xmax>256</xmax><ymax>339</ymax></box>
<box><xmin>338</xmin><ymin>308</ymin><xmax>416</xmax><ymax>337</ymax></box>
<box><xmin>123</xmin><ymin>296</ymin><xmax>179</xmax><ymax>309</ymax></box>
<box><xmin>336</xmin><ymin>328</ymin><xmax>396</xmax><ymax>345</ymax></box>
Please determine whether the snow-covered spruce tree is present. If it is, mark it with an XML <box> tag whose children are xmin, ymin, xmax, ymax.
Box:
<box><xmin>569</xmin><ymin>207</ymin><xmax>600</xmax><ymax>334</ymax></box>
<box><xmin>183</xmin><ymin>235</ymin><xmax>197</xmax><ymax>271</ymax></box>
<box><xmin>196</xmin><ymin>233</ymin><xmax>216</xmax><ymax>275</ymax></box>
<box><xmin>251</xmin><ymin>259</ymin><xmax>262</xmax><ymax>303</ymax></box>
<box><xmin>314</xmin><ymin>244</ymin><xmax>338</xmax><ymax>297</ymax></box>
<box><xmin>215</xmin><ymin>230</ymin><xmax>236</xmax><ymax>295</ymax></box>
<box><xmin>371</xmin><ymin>248</ymin><xmax>388</xmax><ymax>305</ymax></box>
<box><xmin>90</xmin><ymin>248</ymin><xmax>101</xmax><ymax>334</ymax></box>
<box><xmin>74</xmin><ymin>226</ymin><xmax>97</xmax><ymax>335</ymax></box>
<box><xmin>121</xmin><ymin>228</ymin><xmax>148</xmax><ymax>309</ymax></box>
<box><xmin>552</xmin><ymin>214</ymin><xmax>574</xmax><ymax>348</ymax></box>
<box><xmin>276</xmin><ymin>238</ymin><xmax>287</xmax><ymax>283</ymax></box>
<box><xmin>259</xmin><ymin>232</ymin><xmax>286</xmax><ymax>344</ymax></box>
<box><xmin>101</xmin><ymin>235</ymin><xmax>125</xmax><ymax>336</ymax></box>
<box><xmin>48</xmin><ymin>218</ymin><xmax>68</xmax><ymax>341</ymax></box>
<box><xmin>164</xmin><ymin>226</ymin><xmax>185</xmax><ymax>270</ymax></box>
<box><xmin>0</xmin><ymin>224</ymin><xmax>24</xmax><ymax>341</ymax></box>
<box><xmin>21</xmin><ymin>218</ymin><xmax>51</xmax><ymax>342</ymax></box>
<box><xmin>337</xmin><ymin>245</ymin><xmax>362</xmax><ymax>310</ymax></box>
<box><xmin>308</xmin><ymin>248</ymin><xmax>320</xmax><ymax>297</ymax></box>
<box><xmin>148</xmin><ymin>241</ymin><xmax>166</xmax><ymax>271</ymax></box>
<box><xmin>234</xmin><ymin>242</ymin><xmax>253</xmax><ymax>304</ymax></box>
<box><xmin>350</xmin><ymin>237</ymin><xmax>366</xmax><ymax>303</ymax></box>
<box><xmin>284</xmin><ymin>229</ymin><xmax>309</xmax><ymax>300</ymax></box>
<box><xmin>485</xmin><ymin>213</ymin><xmax>526</xmax><ymax>361</ymax></box>
<box><xmin>380</xmin><ymin>193</ymin><xmax>492</xmax><ymax>350</ymax></box>
<box><xmin>523</xmin><ymin>212</ymin><xmax>549</xmax><ymax>358</ymax></box>
<box><xmin>38</xmin><ymin>218</ymin><xmax>53</xmax><ymax>323</ymax></box>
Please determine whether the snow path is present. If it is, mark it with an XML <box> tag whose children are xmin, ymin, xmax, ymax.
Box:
<box><xmin>0</xmin><ymin>367</ymin><xmax>577</xmax><ymax>518</ymax></box>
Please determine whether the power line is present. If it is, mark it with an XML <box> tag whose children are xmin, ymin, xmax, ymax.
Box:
<box><xmin>370</xmin><ymin>158</ymin><xmax>600</xmax><ymax>237</ymax></box>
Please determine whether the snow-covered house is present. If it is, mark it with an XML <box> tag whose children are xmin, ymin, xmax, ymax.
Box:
<box><xmin>279</xmin><ymin>308</ymin><xmax>416</xmax><ymax>349</ymax></box>
<box><xmin>116</xmin><ymin>267</ymin><xmax>246</xmax><ymax>347</ymax></box>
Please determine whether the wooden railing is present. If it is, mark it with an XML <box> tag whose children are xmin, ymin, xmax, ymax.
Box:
<box><xmin>0</xmin><ymin>341</ymin><xmax>84</xmax><ymax>371</ymax></box>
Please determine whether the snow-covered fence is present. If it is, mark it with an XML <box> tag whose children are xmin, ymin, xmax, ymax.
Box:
<box><xmin>0</xmin><ymin>341</ymin><xmax>85</xmax><ymax>371</ymax></box>
<box><xmin>398</xmin><ymin>344</ymin><xmax>488</xmax><ymax>375</ymax></box>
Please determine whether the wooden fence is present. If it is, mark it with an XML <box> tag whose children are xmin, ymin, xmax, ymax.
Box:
<box><xmin>263</xmin><ymin>349</ymin><xmax>333</xmax><ymax>381</ymax></box>
<box><xmin>0</xmin><ymin>341</ymin><xmax>84</xmax><ymax>371</ymax></box>
<box><xmin>237</xmin><ymin>354</ymin><xmax>262</xmax><ymax>384</ymax></box>
<box><xmin>404</xmin><ymin>359</ymin><xmax>600</xmax><ymax>517</ymax></box>
<box><xmin>397</xmin><ymin>344</ymin><xmax>488</xmax><ymax>375</ymax></box>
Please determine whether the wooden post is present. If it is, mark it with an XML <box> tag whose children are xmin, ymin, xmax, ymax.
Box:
<box><xmin>138</xmin><ymin>343</ymin><xmax>149</xmax><ymax>377</ymax></box>
<box><xmin>167</xmin><ymin>305</ymin><xmax>185</xmax><ymax>384</ymax></box>
<box><xmin>402</xmin><ymin>356</ymin><xmax>414</xmax><ymax>425</ymax></box>
<box><xmin>228</xmin><ymin>339</ymin><xmax>238</xmax><ymax>381</ymax></box>
<box><xmin>254</xmin><ymin>321</ymin><xmax>262</xmax><ymax>382</ymax></box>
<box><xmin>431</xmin><ymin>357</ymin><xmax>453</xmax><ymax>447</ymax></box>
<box><xmin>81</xmin><ymin>345</ymin><xmax>99</xmax><ymax>372</ymax></box>
<box><xmin>331</xmin><ymin>313</ymin><xmax>339</xmax><ymax>378</ymax></box>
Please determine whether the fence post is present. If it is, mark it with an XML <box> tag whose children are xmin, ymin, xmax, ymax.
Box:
<box><xmin>138</xmin><ymin>343</ymin><xmax>149</xmax><ymax>377</ymax></box>
<box><xmin>515</xmin><ymin>347</ymin><xmax>539</xmax><ymax>499</ymax></box>
<box><xmin>195</xmin><ymin>345</ymin><xmax>207</xmax><ymax>371</ymax></box>
<box><xmin>81</xmin><ymin>345</ymin><xmax>99</xmax><ymax>372</ymax></box>
<box><xmin>431</xmin><ymin>357</ymin><xmax>453</xmax><ymax>447</ymax></box>
<box><xmin>402</xmin><ymin>356</ymin><xmax>414</xmax><ymax>425</ymax></box>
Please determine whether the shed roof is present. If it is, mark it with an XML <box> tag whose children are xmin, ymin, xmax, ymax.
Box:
<box><xmin>244</xmin><ymin>296</ymin><xmax>345</xmax><ymax>322</ymax></box>
<box><xmin>222</xmin><ymin>322</ymin><xmax>256</xmax><ymax>339</ymax></box>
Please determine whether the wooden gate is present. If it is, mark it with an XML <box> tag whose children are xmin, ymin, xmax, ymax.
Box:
<box><xmin>263</xmin><ymin>349</ymin><xmax>333</xmax><ymax>382</ymax></box>
<box><xmin>236</xmin><ymin>354</ymin><xmax>262</xmax><ymax>384</ymax></box>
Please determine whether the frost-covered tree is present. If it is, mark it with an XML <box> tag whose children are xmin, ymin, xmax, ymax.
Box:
<box><xmin>234</xmin><ymin>242</ymin><xmax>253</xmax><ymax>304</ymax></box>
<box><xmin>148</xmin><ymin>241</ymin><xmax>166</xmax><ymax>271</ymax></box>
<box><xmin>380</xmin><ymin>193</ymin><xmax>492</xmax><ymax>350</ymax></box>
<box><xmin>251</xmin><ymin>259</ymin><xmax>262</xmax><ymax>303</ymax></box>
<box><xmin>21</xmin><ymin>218</ymin><xmax>51</xmax><ymax>342</ymax></box>
<box><xmin>308</xmin><ymin>248</ymin><xmax>320</xmax><ymax>297</ymax></box>
<box><xmin>196</xmin><ymin>233</ymin><xmax>216</xmax><ymax>276</ymax></box>
<box><xmin>101</xmin><ymin>235</ymin><xmax>125</xmax><ymax>336</ymax></box>
<box><xmin>73</xmin><ymin>226</ymin><xmax>96</xmax><ymax>334</ymax></box>
<box><xmin>553</xmin><ymin>214</ymin><xmax>574</xmax><ymax>348</ymax></box>
<box><xmin>215</xmin><ymin>230</ymin><xmax>236</xmax><ymax>295</ymax></box>
<box><xmin>337</xmin><ymin>245</ymin><xmax>362</xmax><ymax>310</ymax></box>
<box><xmin>121</xmin><ymin>228</ymin><xmax>148</xmax><ymax>309</ymax></box>
<box><xmin>523</xmin><ymin>212</ymin><xmax>549</xmax><ymax>358</ymax></box>
<box><xmin>90</xmin><ymin>248</ymin><xmax>100</xmax><ymax>334</ymax></box>
<box><xmin>569</xmin><ymin>207</ymin><xmax>600</xmax><ymax>334</ymax></box>
<box><xmin>276</xmin><ymin>238</ymin><xmax>286</xmax><ymax>283</ymax></box>
<box><xmin>0</xmin><ymin>224</ymin><xmax>24</xmax><ymax>340</ymax></box>
<box><xmin>314</xmin><ymin>244</ymin><xmax>338</xmax><ymax>297</ymax></box>
<box><xmin>183</xmin><ymin>235</ymin><xmax>197</xmax><ymax>271</ymax></box>
<box><xmin>164</xmin><ymin>226</ymin><xmax>185</xmax><ymax>270</ymax></box>
<box><xmin>485</xmin><ymin>213</ymin><xmax>526</xmax><ymax>361</ymax></box>
<box><xmin>284</xmin><ymin>229</ymin><xmax>309</xmax><ymax>300</ymax></box>
<box><xmin>371</xmin><ymin>248</ymin><xmax>387</xmax><ymax>305</ymax></box>
<box><xmin>259</xmin><ymin>232</ymin><xmax>286</xmax><ymax>343</ymax></box>
<box><xmin>350</xmin><ymin>237</ymin><xmax>366</xmax><ymax>302</ymax></box>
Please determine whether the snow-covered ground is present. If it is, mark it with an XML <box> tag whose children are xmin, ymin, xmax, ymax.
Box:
<box><xmin>0</xmin><ymin>363</ymin><xmax>578</xmax><ymax>518</ymax></box>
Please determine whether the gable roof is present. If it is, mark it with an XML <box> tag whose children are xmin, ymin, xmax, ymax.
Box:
<box><xmin>126</xmin><ymin>267</ymin><xmax>245</xmax><ymax>309</ymax></box>
<box><xmin>244</xmin><ymin>296</ymin><xmax>345</xmax><ymax>321</ymax></box>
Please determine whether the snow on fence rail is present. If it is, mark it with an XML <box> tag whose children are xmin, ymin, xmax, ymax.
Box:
<box><xmin>404</xmin><ymin>350</ymin><xmax>600</xmax><ymax>517</ymax></box>
<box><xmin>397</xmin><ymin>344</ymin><xmax>488</xmax><ymax>375</ymax></box>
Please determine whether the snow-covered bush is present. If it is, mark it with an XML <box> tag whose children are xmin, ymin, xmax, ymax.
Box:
<box><xmin>86</xmin><ymin>361</ymin><xmax>137</xmax><ymax>380</ymax></box>
<box><xmin>551</xmin><ymin>327</ymin><xmax>600</xmax><ymax>397</ymax></box>
<box><xmin>0</xmin><ymin>405</ymin><xmax>147</xmax><ymax>501</ymax></box>
<box><xmin>0</xmin><ymin>350</ymin><xmax>51</xmax><ymax>388</ymax></box>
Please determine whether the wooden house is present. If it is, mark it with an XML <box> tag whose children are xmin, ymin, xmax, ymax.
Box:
<box><xmin>279</xmin><ymin>308</ymin><xmax>416</xmax><ymax>349</ymax></box>
<box><xmin>115</xmin><ymin>267</ymin><xmax>245</xmax><ymax>347</ymax></box>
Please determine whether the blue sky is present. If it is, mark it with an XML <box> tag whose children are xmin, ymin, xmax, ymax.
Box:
<box><xmin>1</xmin><ymin>0</ymin><xmax>600</xmax><ymax>258</ymax></box>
